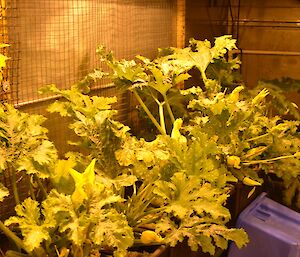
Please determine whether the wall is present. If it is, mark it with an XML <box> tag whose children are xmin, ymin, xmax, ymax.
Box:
<box><xmin>231</xmin><ymin>0</ymin><xmax>300</xmax><ymax>87</ymax></box>
<box><xmin>186</xmin><ymin>0</ymin><xmax>228</xmax><ymax>42</ymax></box>
<box><xmin>186</xmin><ymin>0</ymin><xmax>300</xmax><ymax>105</ymax></box>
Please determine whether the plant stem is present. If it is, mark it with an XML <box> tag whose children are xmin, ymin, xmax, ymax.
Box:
<box><xmin>27</xmin><ymin>175</ymin><xmax>36</xmax><ymax>201</ymax></box>
<box><xmin>163</xmin><ymin>94</ymin><xmax>175</xmax><ymax>124</ymax></box>
<box><xmin>158</xmin><ymin>102</ymin><xmax>167</xmax><ymax>135</ymax></box>
<box><xmin>132</xmin><ymin>89</ymin><xmax>166</xmax><ymax>135</ymax></box>
<box><xmin>0</xmin><ymin>220</ymin><xmax>29</xmax><ymax>253</ymax></box>
<box><xmin>243</xmin><ymin>154</ymin><xmax>295</xmax><ymax>165</ymax></box>
<box><xmin>201</xmin><ymin>71</ymin><xmax>208</xmax><ymax>85</ymax></box>
<box><xmin>10</xmin><ymin>168</ymin><xmax>20</xmax><ymax>206</ymax></box>
<box><xmin>83</xmin><ymin>243</ymin><xmax>91</xmax><ymax>257</ymax></box>
<box><xmin>201</xmin><ymin>72</ymin><xmax>212</xmax><ymax>92</ymax></box>
<box><xmin>246</xmin><ymin>133</ymin><xmax>269</xmax><ymax>142</ymax></box>
<box><xmin>34</xmin><ymin>175</ymin><xmax>48</xmax><ymax>199</ymax></box>
<box><xmin>135</xmin><ymin>206</ymin><xmax>167</xmax><ymax>221</ymax></box>
<box><xmin>136</xmin><ymin>216</ymin><xmax>161</xmax><ymax>228</ymax></box>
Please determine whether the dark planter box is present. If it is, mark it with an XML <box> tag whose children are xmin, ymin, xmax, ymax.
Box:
<box><xmin>169</xmin><ymin>241</ymin><xmax>226</xmax><ymax>257</ymax></box>
<box><xmin>226</xmin><ymin>182</ymin><xmax>263</xmax><ymax>225</ymax></box>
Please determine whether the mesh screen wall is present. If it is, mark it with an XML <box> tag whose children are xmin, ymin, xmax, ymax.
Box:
<box><xmin>13</xmin><ymin>0</ymin><xmax>176</xmax><ymax>104</ymax></box>
<box><xmin>1</xmin><ymin>0</ymin><xmax>177</xmax><ymax>155</ymax></box>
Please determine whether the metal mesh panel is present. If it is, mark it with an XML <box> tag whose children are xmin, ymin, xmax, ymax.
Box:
<box><xmin>2</xmin><ymin>0</ymin><xmax>175</xmax><ymax>105</ymax></box>
<box><xmin>1</xmin><ymin>0</ymin><xmax>176</xmax><ymax>155</ymax></box>
<box><xmin>0</xmin><ymin>0</ymin><xmax>18</xmax><ymax>103</ymax></box>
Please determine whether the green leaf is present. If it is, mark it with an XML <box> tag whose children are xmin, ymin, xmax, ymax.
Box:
<box><xmin>44</xmin><ymin>184</ymin><xmax>133</xmax><ymax>255</ymax></box>
<box><xmin>154</xmin><ymin>172</ymin><xmax>230</xmax><ymax>220</ymax></box>
<box><xmin>148</xmin><ymin>67</ymin><xmax>173</xmax><ymax>95</ymax></box>
<box><xmin>41</xmin><ymin>84</ymin><xmax>126</xmax><ymax>177</ymax></box>
<box><xmin>44</xmin><ymin>190</ymin><xmax>87</xmax><ymax>246</ymax></box>
<box><xmin>50</xmin><ymin>157</ymin><xmax>77</xmax><ymax>194</ymax></box>
<box><xmin>32</xmin><ymin>141</ymin><xmax>57</xmax><ymax>164</ymax></box>
<box><xmin>69</xmin><ymin>159</ymin><xmax>96</xmax><ymax>206</ymax></box>
<box><xmin>163</xmin><ymin>134</ymin><xmax>223</xmax><ymax>183</ymax></box>
<box><xmin>156</xmin><ymin>216</ymin><xmax>248</xmax><ymax>255</ymax></box>
<box><xmin>47</xmin><ymin>101</ymin><xmax>70</xmax><ymax>117</ymax></box>
<box><xmin>89</xmin><ymin>209</ymin><xmax>134</xmax><ymax>257</ymax></box>
<box><xmin>219</xmin><ymin>228</ymin><xmax>249</xmax><ymax>249</ymax></box>
<box><xmin>174</xmin><ymin>73</ymin><xmax>191</xmax><ymax>85</ymax></box>
<box><xmin>115</xmin><ymin>136</ymin><xmax>170</xmax><ymax>174</ymax></box>
<box><xmin>188</xmin><ymin>40</ymin><xmax>213</xmax><ymax>73</ymax></box>
<box><xmin>0</xmin><ymin>103</ymin><xmax>57</xmax><ymax>178</ymax></box>
<box><xmin>211</xmin><ymin>35</ymin><xmax>237</xmax><ymax>59</ymax></box>
<box><xmin>5</xmin><ymin>198</ymin><xmax>56</xmax><ymax>252</ymax></box>
<box><xmin>97</xmin><ymin>174</ymin><xmax>137</xmax><ymax>192</ymax></box>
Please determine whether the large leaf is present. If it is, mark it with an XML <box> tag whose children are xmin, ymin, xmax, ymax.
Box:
<box><xmin>44</xmin><ymin>190</ymin><xmax>88</xmax><ymax>246</ymax></box>
<box><xmin>50</xmin><ymin>157</ymin><xmax>77</xmax><ymax>194</ymax></box>
<box><xmin>148</xmin><ymin>67</ymin><xmax>173</xmax><ymax>95</ymax></box>
<box><xmin>69</xmin><ymin>159</ymin><xmax>96</xmax><ymax>206</ymax></box>
<box><xmin>42</xmin><ymin>84</ymin><xmax>128</xmax><ymax>177</ymax></box>
<box><xmin>154</xmin><ymin>172</ymin><xmax>230</xmax><ymax>220</ymax></box>
<box><xmin>156</xmin><ymin>215</ymin><xmax>248</xmax><ymax>255</ymax></box>
<box><xmin>115</xmin><ymin>136</ymin><xmax>170</xmax><ymax>180</ymax></box>
<box><xmin>0</xmin><ymin>103</ymin><xmax>57</xmax><ymax>178</ymax></box>
<box><xmin>89</xmin><ymin>209</ymin><xmax>134</xmax><ymax>257</ymax></box>
<box><xmin>44</xmin><ymin>183</ymin><xmax>133</xmax><ymax>255</ymax></box>
<box><xmin>5</xmin><ymin>198</ymin><xmax>56</xmax><ymax>252</ymax></box>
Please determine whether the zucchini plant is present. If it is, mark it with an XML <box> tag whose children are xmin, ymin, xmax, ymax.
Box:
<box><xmin>36</xmin><ymin>36</ymin><xmax>250</xmax><ymax>255</ymax></box>
<box><xmin>1</xmin><ymin>35</ymin><xmax>299</xmax><ymax>257</ymax></box>
<box><xmin>92</xmin><ymin>35</ymin><xmax>300</xmax><ymax>209</ymax></box>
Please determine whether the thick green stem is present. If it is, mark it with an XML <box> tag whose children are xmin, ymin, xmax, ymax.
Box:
<box><xmin>158</xmin><ymin>103</ymin><xmax>167</xmax><ymax>135</ymax></box>
<box><xmin>11</xmin><ymin>169</ymin><xmax>20</xmax><ymax>206</ymax></box>
<box><xmin>132</xmin><ymin>89</ymin><xmax>166</xmax><ymax>135</ymax></box>
<box><xmin>243</xmin><ymin>154</ymin><xmax>295</xmax><ymax>165</ymax></box>
<box><xmin>0</xmin><ymin>220</ymin><xmax>29</xmax><ymax>253</ymax></box>
<box><xmin>163</xmin><ymin>94</ymin><xmax>175</xmax><ymax>124</ymax></box>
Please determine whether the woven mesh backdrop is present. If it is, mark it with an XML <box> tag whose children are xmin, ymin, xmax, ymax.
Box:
<box><xmin>9</xmin><ymin>0</ymin><xmax>176</xmax><ymax>103</ymax></box>
<box><xmin>0</xmin><ymin>0</ymin><xmax>176</xmax><ymax>154</ymax></box>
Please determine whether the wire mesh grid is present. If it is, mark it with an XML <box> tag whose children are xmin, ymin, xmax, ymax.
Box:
<box><xmin>8</xmin><ymin>0</ymin><xmax>175</xmax><ymax>105</ymax></box>
<box><xmin>1</xmin><ymin>0</ymin><xmax>176</xmax><ymax>153</ymax></box>
<box><xmin>0</xmin><ymin>0</ymin><xmax>18</xmax><ymax>104</ymax></box>
<box><xmin>16</xmin><ymin>0</ymin><xmax>114</xmax><ymax>104</ymax></box>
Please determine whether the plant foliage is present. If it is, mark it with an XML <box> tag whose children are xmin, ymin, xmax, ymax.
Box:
<box><xmin>2</xmin><ymin>35</ymin><xmax>300</xmax><ymax>257</ymax></box>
